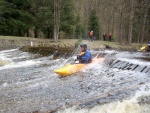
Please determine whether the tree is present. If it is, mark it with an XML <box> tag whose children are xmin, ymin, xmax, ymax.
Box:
<box><xmin>60</xmin><ymin>0</ymin><xmax>75</xmax><ymax>38</ymax></box>
<box><xmin>54</xmin><ymin>0</ymin><xmax>61</xmax><ymax>41</ymax></box>
<box><xmin>75</xmin><ymin>15</ymin><xmax>83</xmax><ymax>38</ymax></box>
<box><xmin>128</xmin><ymin>0</ymin><xmax>135</xmax><ymax>45</ymax></box>
<box><xmin>88</xmin><ymin>9</ymin><xmax>100</xmax><ymax>39</ymax></box>
<box><xmin>141</xmin><ymin>0</ymin><xmax>149</xmax><ymax>44</ymax></box>
<box><xmin>40</xmin><ymin>0</ymin><xmax>54</xmax><ymax>39</ymax></box>
<box><xmin>31</xmin><ymin>0</ymin><xmax>45</xmax><ymax>38</ymax></box>
<box><xmin>0</xmin><ymin>0</ymin><xmax>34</xmax><ymax>36</ymax></box>
<box><xmin>0</xmin><ymin>0</ymin><xmax>149</xmax><ymax>43</ymax></box>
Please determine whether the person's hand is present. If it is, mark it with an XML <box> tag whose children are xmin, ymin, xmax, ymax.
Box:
<box><xmin>74</xmin><ymin>56</ymin><xmax>78</xmax><ymax>61</ymax></box>
<box><xmin>80</xmin><ymin>52</ymin><xmax>85</xmax><ymax>56</ymax></box>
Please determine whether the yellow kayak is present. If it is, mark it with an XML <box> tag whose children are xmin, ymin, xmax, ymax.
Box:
<box><xmin>54</xmin><ymin>64</ymin><xmax>85</xmax><ymax>76</ymax></box>
<box><xmin>140</xmin><ymin>45</ymin><xmax>147</xmax><ymax>51</ymax></box>
<box><xmin>54</xmin><ymin>58</ymin><xmax>104</xmax><ymax>76</ymax></box>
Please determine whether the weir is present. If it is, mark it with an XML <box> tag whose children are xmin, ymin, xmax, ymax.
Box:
<box><xmin>0</xmin><ymin>48</ymin><xmax>150</xmax><ymax>113</ymax></box>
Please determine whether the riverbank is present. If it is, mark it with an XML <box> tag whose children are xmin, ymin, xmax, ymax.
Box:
<box><xmin>0</xmin><ymin>36</ymin><xmax>143</xmax><ymax>52</ymax></box>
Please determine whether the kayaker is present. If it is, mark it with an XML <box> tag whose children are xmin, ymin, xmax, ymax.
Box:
<box><xmin>76</xmin><ymin>44</ymin><xmax>92</xmax><ymax>64</ymax></box>
<box><xmin>146</xmin><ymin>41</ymin><xmax>150</xmax><ymax>52</ymax></box>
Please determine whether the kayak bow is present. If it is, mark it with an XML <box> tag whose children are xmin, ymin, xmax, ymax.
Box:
<box><xmin>54</xmin><ymin>58</ymin><xmax>104</xmax><ymax>76</ymax></box>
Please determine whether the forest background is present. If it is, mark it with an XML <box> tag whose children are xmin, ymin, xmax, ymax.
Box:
<box><xmin>0</xmin><ymin>0</ymin><xmax>149</xmax><ymax>45</ymax></box>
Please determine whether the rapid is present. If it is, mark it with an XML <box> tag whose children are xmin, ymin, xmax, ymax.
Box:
<box><xmin>0</xmin><ymin>48</ymin><xmax>150</xmax><ymax>113</ymax></box>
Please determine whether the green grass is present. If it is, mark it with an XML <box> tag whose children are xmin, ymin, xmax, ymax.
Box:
<box><xmin>89</xmin><ymin>40</ymin><xmax>144</xmax><ymax>51</ymax></box>
<box><xmin>0</xmin><ymin>35</ymin><xmax>30</xmax><ymax>39</ymax></box>
<box><xmin>0</xmin><ymin>35</ymin><xmax>52</xmax><ymax>41</ymax></box>
<box><xmin>0</xmin><ymin>35</ymin><xmax>145</xmax><ymax>51</ymax></box>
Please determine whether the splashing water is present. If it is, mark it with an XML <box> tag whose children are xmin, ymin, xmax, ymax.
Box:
<box><xmin>58</xmin><ymin>84</ymin><xmax>150</xmax><ymax>113</ymax></box>
<box><xmin>0</xmin><ymin>48</ymin><xmax>150</xmax><ymax>113</ymax></box>
<box><xmin>0</xmin><ymin>57</ymin><xmax>12</xmax><ymax>66</ymax></box>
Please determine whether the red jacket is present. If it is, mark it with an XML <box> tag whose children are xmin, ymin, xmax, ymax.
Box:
<box><xmin>109</xmin><ymin>33</ymin><xmax>112</xmax><ymax>37</ymax></box>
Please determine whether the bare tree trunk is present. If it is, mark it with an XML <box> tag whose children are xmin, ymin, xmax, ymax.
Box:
<box><xmin>137</xmin><ymin>24</ymin><xmax>141</xmax><ymax>43</ymax></box>
<box><xmin>141</xmin><ymin>0</ymin><xmax>148</xmax><ymax>44</ymax></box>
<box><xmin>108</xmin><ymin>20</ymin><xmax>110</xmax><ymax>33</ymax></box>
<box><xmin>89</xmin><ymin>0</ymin><xmax>93</xmax><ymax>11</ymax></box>
<box><xmin>118</xmin><ymin>0</ymin><xmax>126</xmax><ymax>44</ymax></box>
<box><xmin>18</xmin><ymin>29</ymin><xmax>22</xmax><ymax>36</ymax></box>
<box><xmin>128</xmin><ymin>0</ymin><xmax>135</xmax><ymax>45</ymax></box>
<box><xmin>27</xmin><ymin>29</ymin><xmax>30</xmax><ymax>37</ymax></box>
<box><xmin>123</xmin><ymin>24</ymin><xmax>126</xmax><ymax>44</ymax></box>
<box><xmin>119</xmin><ymin>14</ymin><xmax>123</xmax><ymax>44</ymax></box>
<box><xmin>34</xmin><ymin>29</ymin><xmax>39</xmax><ymax>38</ymax></box>
<box><xmin>141</xmin><ymin>13</ymin><xmax>147</xmax><ymax>44</ymax></box>
<box><xmin>111</xmin><ymin>5</ymin><xmax>115</xmax><ymax>35</ymax></box>
<box><xmin>47</xmin><ymin>27</ymin><xmax>53</xmax><ymax>39</ymax></box>
<box><xmin>54</xmin><ymin>0</ymin><xmax>61</xmax><ymax>42</ymax></box>
<box><xmin>147</xmin><ymin>30</ymin><xmax>150</xmax><ymax>42</ymax></box>
<box><xmin>137</xmin><ymin>9</ymin><xmax>143</xmax><ymax>43</ymax></box>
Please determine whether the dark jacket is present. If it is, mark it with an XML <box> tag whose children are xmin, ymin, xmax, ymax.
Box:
<box><xmin>146</xmin><ymin>42</ymin><xmax>150</xmax><ymax>52</ymax></box>
<box><xmin>146</xmin><ymin>46</ymin><xmax>150</xmax><ymax>52</ymax></box>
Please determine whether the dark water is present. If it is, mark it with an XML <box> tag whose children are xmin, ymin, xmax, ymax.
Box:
<box><xmin>0</xmin><ymin>48</ymin><xmax>150</xmax><ymax>113</ymax></box>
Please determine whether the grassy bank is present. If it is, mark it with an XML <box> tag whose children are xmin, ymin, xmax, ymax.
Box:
<box><xmin>0</xmin><ymin>36</ymin><xmax>144</xmax><ymax>51</ymax></box>
<box><xmin>88</xmin><ymin>41</ymin><xmax>143</xmax><ymax>51</ymax></box>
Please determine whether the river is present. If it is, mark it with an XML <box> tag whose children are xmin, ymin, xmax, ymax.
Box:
<box><xmin>0</xmin><ymin>48</ymin><xmax>150</xmax><ymax>113</ymax></box>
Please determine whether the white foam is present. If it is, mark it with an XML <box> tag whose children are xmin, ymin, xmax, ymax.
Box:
<box><xmin>59</xmin><ymin>101</ymin><xmax>141</xmax><ymax>113</ymax></box>
<box><xmin>0</xmin><ymin>49</ymin><xmax>18</xmax><ymax>54</ymax></box>
<box><xmin>0</xmin><ymin>52</ymin><xmax>30</xmax><ymax>61</ymax></box>
<box><xmin>130</xmin><ymin>83</ymin><xmax>150</xmax><ymax>103</ymax></box>
<box><xmin>81</xmin><ymin>58</ymin><xmax>104</xmax><ymax>72</ymax></box>
<box><xmin>0</xmin><ymin>57</ymin><xmax>13</xmax><ymax>66</ymax></box>
<box><xmin>118</xmin><ymin>58</ymin><xmax>150</xmax><ymax>66</ymax></box>
<box><xmin>59</xmin><ymin>83</ymin><xmax>150</xmax><ymax>113</ymax></box>
<box><xmin>11</xmin><ymin>55</ymin><xmax>30</xmax><ymax>60</ymax></box>
<box><xmin>0</xmin><ymin>60</ymin><xmax>41</xmax><ymax>70</ymax></box>
<box><xmin>104</xmin><ymin>50</ymin><xmax>117</xmax><ymax>54</ymax></box>
<box><xmin>2</xmin><ymin>82</ymin><xmax>9</xmax><ymax>87</ymax></box>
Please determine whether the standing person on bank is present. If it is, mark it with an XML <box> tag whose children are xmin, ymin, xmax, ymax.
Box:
<box><xmin>109</xmin><ymin>33</ymin><xmax>112</xmax><ymax>41</ymax></box>
<box><xmin>89</xmin><ymin>31</ymin><xmax>94</xmax><ymax>41</ymax></box>
<box><xmin>103</xmin><ymin>33</ymin><xmax>106</xmax><ymax>41</ymax></box>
